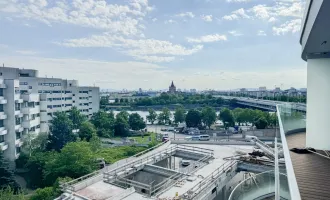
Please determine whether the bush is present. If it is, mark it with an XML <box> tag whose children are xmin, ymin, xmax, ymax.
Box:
<box><xmin>15</xmin><ymin>153</ymin><xmax>29</xmax><ymax>169</ymax></box>
<box><xmin>29</xmin><ymin>187</ymin><xmax>54</xmax><ymax>200</ymax></box>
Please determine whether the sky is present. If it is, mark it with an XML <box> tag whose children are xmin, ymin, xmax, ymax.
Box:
<box><xmin>0</xmin><ymin>0</ymin><xmax>307</xmax><ymax>91</ymax></box>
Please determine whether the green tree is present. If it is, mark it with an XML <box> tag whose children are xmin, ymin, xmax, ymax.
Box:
<box><xmin>44</xmin><ymin>141</ymin><xmax>97</xmax><ymax>186</ymax></box>
<box><xmin>219</xmin><ymin>108</ymin><xmax>235</xmax><ymax>129</ymax></box>
<box><xmin>91</xmin><ymin>111</ymin><xmax>115</xmax><ymax>138</ymax></box>
<box><xmin>157</xmin><ymin>107</ymin><xmax>172</xmax><ymax>125</ymax></box>
<box><xmin>79</xmin><ymin>121</ymin><xmax>97</xmax><ymax>142</ymax></box>
<box><xmin>89</xmin><ymin>134</ymin><xmax>102</xmax><ymax>152</ymax></box>
<box><xmin>115</xmin><ymin>98</ymin><xmax>119</xmax><ymax>103</ymax></box>
<box><xmin>68</xmin><ymin>107</ymin><xmax>86</xmax><ymax>130</ymax></box>
<box><xmin>117</xmin><ymin>111</ymin><xmax>129</xmax><ymax>121</ymax></box>
<box><xmin>232</xmin><ymin>108</ymin><xmax>244</xmax><ymax>125</ymax></box>
<box><xmin>47</xmin><ymin>112</ymin><xmax>76</xmax><ymax>151</ymax></box>
<box><xmin>128</xmin><ymin>113</ymin><xmax>146</xmax><ymax>130</ymax></box>
<box><xmin>100</xmin><ymin>96</ymin><xmax>109</xmax><ymax>105</ymax></box>
<box><xmin>185</xmin><ymin>109</ymin><xmax>202</xmax><ymax>127</ymax></box>
<box><xmin>25</xmin><ymin>151</ymin><xmax>57</xmax><ymax>188</ymax></box>
<box><xmin>29</xmin><ymin>187</ymin><xmax>54</xmax><ymax>200</ymax></box>
<box><xmin>0</xmin><ymin>187</ymin><xmax>24</xmax><ymax>200</ymax></box>
<box><xmin>174</xmin><ymin>106</ymin><xmax>186</xmax><ymax>124</ymax></box>
<box><xmin>22</xmin><ymin>132</ymin><xmax>48</xmax><ymax>156</ymax></box>
<box><xmin>0</xmin><ymin>153</ymin><xmax>20</xmax><ymax>191</ymax></box>
<box><xmin>146</xmin><ymin>109</ymin><xmax>157</xmax><ymax>124</ymax></box>
<box><xmin>114</xmin><ymin>116</ymin><xmax>129</xmax><ymax>137</ymax></box>
<box><xmin>254</xmin><ymin>117</ymin><xmax>268</xmax><ymax>129</ymax></box>
<box><xmin>201</xmin><ymin>106</ymin><xmax>217</xmax><ymax>129</ymax></box>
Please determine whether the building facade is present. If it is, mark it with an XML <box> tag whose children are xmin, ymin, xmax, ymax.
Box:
<box><xmin>0</xmin><ymin>67</ymin><xmax>100</xmax><ymax>163</ymax></box>
<box><xmin>168</xmin><ymin>81</ymin><xmax>176</xmax><ymax>94</ymax></box>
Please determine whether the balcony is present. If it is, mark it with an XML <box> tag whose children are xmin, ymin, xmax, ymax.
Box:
<box><xmin>14</xmin><ymin>93</ymin><xmax>21</xmax><ymax>101</ymax></box>
<box><xmin>15</xmin><ymin>124</ymin><xmax>23</xmax><ymax>132</ymax></box>
<box><xmin>22</xmin><ymin>117</ymin><xmax>40</xmax><ymax>129</ymax></box>
<box><xmin>0</xmin><ymin>127</ymin><xmax>7</xmax><ymax>136</ymax></box>
<box><xmin>0</xmin><ymin>142</ymin><xmax>8</xmax><ymax>151</ymax></box>
<box><xmin>0</xmin><ymin>83</ymin><xmax>6</xmax><ymax>88</ymax></box>
<box><xmin>22</xmin><ymin>105</ymin><xmax>40</xmax><ymax>115</ymax></box>
<box><xmin>15</xmin><ymin>139</ymin><xmax>23</xmax><ymax>147</ymax></box>
<box><xmin>0</xmin><ymin>112</ymin><xmax>7</xmax><ymax>120</ymax></box>
<box><xmin>0</xmin><ymin>97</ymin><xmax>7</xmax><ymax>104</ymax></box>
<box><xmin>21</xmin><ymin>93</ymin><xmax>40</xmax><ymax>102</ymax></box>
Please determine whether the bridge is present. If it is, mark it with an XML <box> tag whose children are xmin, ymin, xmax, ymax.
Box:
<box><xmin>218</xmin><ymin>96</ymin><xmax>306</xmax><ymax>113</ymax></box>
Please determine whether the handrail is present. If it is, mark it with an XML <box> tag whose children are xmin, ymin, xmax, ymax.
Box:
<box><xmin>182</xmin><ymin>160</ymin><xmax>237</xmax><ymax>199</ymax></box>
<box><xmin>61</xmin><ymin>141</ymin><xmax>169</xmax><ymax>190</ymax></box>
<box><xmin>228</xmin><ymin>170</ymin><xmax>288</xmax><ymax>200</ymax></box>
<box><xmin>276</xmin><ymin>105</ymin><xmax>301</xmax><ymax>200</ymax></box>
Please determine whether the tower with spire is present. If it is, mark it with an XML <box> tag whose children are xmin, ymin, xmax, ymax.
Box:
<box><xmin>168</xmin><ymin>81</ymin><xmax>177</xmax><ymax>94</ymax></box>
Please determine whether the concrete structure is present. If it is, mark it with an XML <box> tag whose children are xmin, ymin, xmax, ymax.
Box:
<box><xmin>168</xmin><ymin>81</ymin><xmax>176</xmax><ymax>94</ymax></box>
<box><xmin>0</xmin><ymin>67</ymin><xmax>99</xmax><ymax>163</ymax></box>
<box><xmin>57</xmin><ymin>135</ymin><xmax>288</xmax><ymax>200</ymax></box>
<box><xmin>300</xmin><ymin>0</ymin><xmax>330</xmax><ymax>150</ymax></box>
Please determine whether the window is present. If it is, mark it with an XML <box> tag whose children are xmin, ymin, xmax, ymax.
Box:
<box><xmin>0</xmin><ymin>135</ymin><xmax>4</xmax><ymax>143</ymax></box>
<box><xmin>47</xmin><ymin>98</ymin><xmax>52</xmax><ymax>101</ymax></box>
<box><xmin>47</xmin><ymin>113</ymin><xmax>52</xmax><ymax>116</ymax></box>
<box><xmin>38</xmin><ymin>90</ymin><xmax>42</xmax><ymax>93</ymax></box>
<box><xmin>0</xmin><ymin>120</ymin><xmax>3</xmax><ymax>127</ymax></box>
<box><xmin>16</xmin><ymin>132</ymin><xmax>21</xmax><ymax>139</ymax></box>
<box><xmin>15</xmin><ymin>117</ymin><xmax>21</xmax><ymax>125</ymax></box>
<box><xmin>47</xmin><ymin>105</ymin><xmax>52</xmax><ymax>109</ymax></box>
<box><xmin>29</xmin><ymin>86</ymin><xmax>32</xmax><ymax>89</ymax></box>
<box><xmin>36</xmin><ymin>125</ymin><xmax>40</xmax><ymax>129</ymax></box>
<box><xmin>36</xmin><ymin>102</ymin><xmax>40</xmax><ymax>105</ymax></box>
<box><xmin>73</xmin><ymin>94</ymin><xmax>75</xmax><ymax>96</ymax></box>
<box><xmin>16</xmin><ymin>147</ymin><xmax>21</xmax><ymax>154</ymax></box>
<box><xmin>73</xmin><ymin>101</ymin><xmax>75</xmax><ymax>103</ymax></box>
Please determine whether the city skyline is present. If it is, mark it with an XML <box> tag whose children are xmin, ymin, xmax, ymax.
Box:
<box><xmin>0</xmin><ymin>0</ymin><xmax>306</xmax><ymax>90</ymax></box>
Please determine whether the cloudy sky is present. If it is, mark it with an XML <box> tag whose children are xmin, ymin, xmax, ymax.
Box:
<box><xmin>0</xmin><ymin>0</ymin><xmax>306</xmax><ymax>90</ymax></box>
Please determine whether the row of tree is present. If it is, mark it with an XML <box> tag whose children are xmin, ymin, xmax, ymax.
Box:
<box><xmin>101</xmin><ymin>93</ymin><xmax>227</xmax><ymax>107</ymax></box>
<box><xmin>146</xmin><ymin>106</ymin><xmax>278</xmax><ymax>129</ymax></box>
<box><xmin>90</xmin><ymin>110</ymin><xmax>146</xmax><ymax>138</ymax></box>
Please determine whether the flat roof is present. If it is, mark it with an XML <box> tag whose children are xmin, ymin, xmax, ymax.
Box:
<box><xmin>123</xmin><ymin>144</ymin><xmax>253</xmax><ymax>199</ymax></box>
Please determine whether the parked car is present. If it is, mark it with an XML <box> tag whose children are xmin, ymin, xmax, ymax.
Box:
<box><xmin>199</xmin><ymin>135</ymin><xmax>210</xmax><ymax>141</ymax></box>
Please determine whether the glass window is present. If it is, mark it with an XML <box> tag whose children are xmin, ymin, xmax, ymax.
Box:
<box><xmin>0</xmin><ymin>135</ymin><xmax>4</xmax><ymax>143</ymax></box>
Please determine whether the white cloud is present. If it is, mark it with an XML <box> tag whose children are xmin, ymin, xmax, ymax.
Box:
<box><xmin>186</xmin><ymin>34</ymin><xmax>227</xmax><ymax>43</ymax></box>
<box><xmin>268</xmin><ymin>17</ymin><xmax>277</xmax><ymax>23</ymax></box>
<box><xmin>228</xmin><ymin>30</ymin><xmax>243</xmax><ymax>36</ymax></box>
<box><xmin>272</xmin><ymin>19</ymin><xmax>301</xmax><ymax>35</ymax></box>
<box><xmin>249</xmin><ymin>2</ymin><xmax>303</xmax><ymax>21</ymax></box>
<box><xmin>151</xmin><ymin>18</ymin><xmax>157</xmax><ymax>22</ymax></box>
<box><xmin>176</xmin><ymin>12</ymin><xmax>195</xmax><ymax>18</ymax></box>
<box><xmin>57</xmin><ymin>33</ymin><xmax>203</xmax><ymax>63</ymax></box>
<box><xmin>164</xmin><ymin>19</ymin><xmax>176</xmax><ymax>24</ymax></box>
<box><xmin>223</xmin><ymin>8</ymin><xmax>250</xmax><ymax>20</ymax></box>
<box><xmin>201</xmin><ymin>15</ymin><xmax>213</xmax><ymax>22</ymax></box>
<box><xmin>169</xmin><ymin>34</ymin><xmax>174</xmax><ymax>39</ymax></box>
<box><xmin>0</xmin><ymin>0</ymin><xmax>153</xmax><ymax>36</ymax></box>
<box><xmin>257</xmin><ymin>30</ymin><xmax>267</xmax><ymax>36</ymax></box>
<box><xmin>16</xmin><ymin>50</ymin><xmax>38</xmax><ymax>55</ymax></box>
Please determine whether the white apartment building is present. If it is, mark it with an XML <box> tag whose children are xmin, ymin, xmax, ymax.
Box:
<box><xmin>0</xmin><ymin>67</ymin><xmax>99</xmax><ymax>164</ymax></box>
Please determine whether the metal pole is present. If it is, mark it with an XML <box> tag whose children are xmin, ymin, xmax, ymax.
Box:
<box><xmin>274</xmin><ymin>137</ymin><xmax>280</xmax><ymax>200</ymax></box>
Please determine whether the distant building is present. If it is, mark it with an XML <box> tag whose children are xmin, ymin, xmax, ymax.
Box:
<box><xmin>168</xmin><ymin>81</ymin><xmax>176</xmax><ymax>94</ymax></box>
<box><xmin>190</xmin><ymin>89</ymin><xmax>197</xmax><ymax>94</ymax></box>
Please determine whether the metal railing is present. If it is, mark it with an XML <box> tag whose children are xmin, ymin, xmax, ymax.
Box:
<box><xmin>276</xmin><ymin>104</ymin><xmax>302</xmax><ymax>200</ymax></box>
<box><xmin>181</xmin><ymin>160</ymin><xmax>237</xmax><ymax>199</ymax></box>
<box><xmin>60</xmin><ymin>141</ymin><xmax>169</xmax><ymax>193</ymax></box>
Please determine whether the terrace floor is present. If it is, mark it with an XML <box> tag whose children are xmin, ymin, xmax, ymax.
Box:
<box><xmin>286</xmin><ymin>132</ymin><xmax>330</xmax><ymax>200</ymax></box>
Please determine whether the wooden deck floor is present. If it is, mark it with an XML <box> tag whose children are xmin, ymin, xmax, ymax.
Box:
<box><xmin>286</xmin><ymin>132</ymin><xmax>330</xmax><ymax>200</ymax></box>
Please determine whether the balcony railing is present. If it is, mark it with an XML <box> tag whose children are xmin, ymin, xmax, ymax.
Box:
<box><xmin>276</xmin><ymin>104</ymin><xmax>305</xmax><ymax>200</ymax></box>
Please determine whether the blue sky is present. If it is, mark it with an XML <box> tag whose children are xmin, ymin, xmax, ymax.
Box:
<box><xmin>0</xmin><ymin>0</ymin><xmax>306</xmax><ymax>90</ymax></box>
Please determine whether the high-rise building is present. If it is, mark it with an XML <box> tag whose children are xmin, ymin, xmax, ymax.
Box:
<box><xmin>0</xmin><ymin>67</ymin><xmax>99</xmax><ymax>164</ymax></box>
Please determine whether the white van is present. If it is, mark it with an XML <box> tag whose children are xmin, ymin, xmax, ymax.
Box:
<box><xmin>199</xmin><ymin>135</ymin><xmax>210</xmax><ymax>141</ymax></box>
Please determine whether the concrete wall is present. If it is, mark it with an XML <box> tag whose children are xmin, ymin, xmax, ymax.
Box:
<box><xmin>306</xmin><ymin>58</ymin><xmax>330</xmax><ymax>149</ymax></box>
